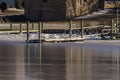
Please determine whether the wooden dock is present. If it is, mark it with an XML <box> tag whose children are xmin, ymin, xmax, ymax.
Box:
<box><xmin>44</xmin><ymin>37</ymin><xmax>84</xmax><ymax>42</ymax></box>
<box><xmin>27</xmin><ymin>37</ymin><xmax>84</xmax><ymax>43</ymax></box>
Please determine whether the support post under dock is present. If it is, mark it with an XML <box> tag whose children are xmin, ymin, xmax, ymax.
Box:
<box><xmin>10</xmin><ymin>23</ymin><xmax>12</xmax><ymax>30</ymax></box>
<box><xmin>80</xmin><ymin>20</ymin><xmax>84</xmax><ymax>38</ymax></box>
<box><xmin>32</xmin><ymin>22</ymin><xmax>34</xmax><ymax>30</ymax></box>
<box><xmin>41</xmin><ymin>22</ymin><xmax>44</xmax><ymax>32</ymax></box>
<box><xmin>26</xmin><ymin>21</ymin><xmax>30</xmax><ymax>42</ymax></box>
<box><xmin>111</xmin><ymin>19</ymin><xmax>115</xmax><ymax>40</ymax></box>
<box><xmin>38</xmin><ymin>22</ymin><xmax>42</xmax><ymax>43</ymax></box>
<box><xmin>69</xmin><ymin>20</ymin><xmax>72</xmax><ymax>38</ymax></box>
<box><xmin>19</xmin><ymin>23</ymin><xmax>22</xmax><ymax>33</ymax></box>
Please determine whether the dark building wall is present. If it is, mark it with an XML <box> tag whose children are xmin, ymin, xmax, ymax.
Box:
<box><xmin>25</xmin><ymin>0</ymin><xmax>99</xmax><ymax>21</ymax></box>
<box><xmin>98</xmin><ymin>0</ymin><xmax>104</xmax><ymax>9</ymax></box>
<box><xmin>25</xmin><ymin>0</ymin><xmax>66</xmax><ymax>21</ymax></box>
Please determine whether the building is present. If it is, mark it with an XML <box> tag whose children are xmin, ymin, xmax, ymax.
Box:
<box><xmin>24</xmin><ymin>0</ymin><xmax>99</xmax><ymax>21</ymax></box>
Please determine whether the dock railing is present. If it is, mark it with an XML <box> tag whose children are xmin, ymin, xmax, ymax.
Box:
<box><xmin>0</xmin><ymin>19</ymin><xmax>119</xmax><ymax>42</ymax></box>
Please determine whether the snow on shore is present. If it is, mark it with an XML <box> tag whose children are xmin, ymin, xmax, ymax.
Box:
<box><xmin>0</xmin><ymin>33</ymin><xmax>101</xmax><ymax>42</ymax></box>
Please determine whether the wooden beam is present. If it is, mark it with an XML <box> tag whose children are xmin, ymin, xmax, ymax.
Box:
<box><xmin>43</xmin><ymin>37</ymin><xmax>84</xmax><ymax>42</ymax></box>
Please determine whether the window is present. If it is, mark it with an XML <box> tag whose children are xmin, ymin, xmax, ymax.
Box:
<box><xmin>43</xmin><ymin>0</ymin><xmax>47</xmax><ymax>3</ymax></box>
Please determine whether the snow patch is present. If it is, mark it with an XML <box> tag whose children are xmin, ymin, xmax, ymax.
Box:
<box><xmin>0</xmin><ymin>33</ymin><xmax>101</xmax><ymax>42</ymax></box>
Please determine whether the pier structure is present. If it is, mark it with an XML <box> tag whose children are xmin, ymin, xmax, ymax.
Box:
<box><xmin>0</xmin><ymin>8</ymin><xmax>119</xmax><ymax>42</ymax></box>
<box><xmin>26</xmin><ymin>20</ymin><xmax>85</xmax><ymax>43</ymax></box>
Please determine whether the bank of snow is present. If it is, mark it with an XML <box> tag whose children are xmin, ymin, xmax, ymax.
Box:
<box><xmin>0</xmin><ymin>33</ymin><xmax>102</xmax><ymax>42</ymax></box>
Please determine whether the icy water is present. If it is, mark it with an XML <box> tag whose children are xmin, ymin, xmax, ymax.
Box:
<box><xmin>0</xmin><ymin>41</ymin><xmax>120</xmax><ymax>80</ymax></box>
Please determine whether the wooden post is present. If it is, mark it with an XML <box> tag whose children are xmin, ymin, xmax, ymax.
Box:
<box><xmin>39</xmin><ymin>40</ymin><xmax>42</xmax><ymax>64</ymax></box>
<box><xmin>27</xmin><ymin>21</ymin><xmax>30</xmax><ymax>42</ymax></box>
<box><xmin>38</xmin><ymin>22</ymin><xmax>41</xmax><ymax>43</ymax></box>
<box><xmin>111</xmin><ymin>19</ymin><xmax>115</xmax><ymax>40</ymax></box>
<box><xmin>27</xmin><ymin>43</ymin><xmax>30</xmax><ymax>64</ymax></box>
<box><xmin>69</xmin><ymin>20</ymin><xmax>72</xmax><ymax>38</ymax></box>
<box><xmin>41</xmin><ymin>22</ymin><xmax>44</xmax><ymax>32</ymax></box>
<box><xmin>80</xmin><ymin>20</ymin><xmax>84</xmax><ymax>38</ymax></box>
<box><xmin>32</xmin><ymin>22</ymin><xmax>34</xmax><ymax>30</ymax></box>
<box><xmin>10</xmin><ymin>23</ymin><xmax>12</xmax><ymax>30</ymax></box>
<box><xmin>19</xmin><ymin>23</ymin><xmax>22</xmax><ymax>33</ymax></box>
<box><xmin>117</xmin><ymin>9</ymin><xmax>119</xmax><ymax>33</ymax></box>
<box><xmin>38</xmin><ymin>22</ymin><xmax>42</xmax><ymax>64</ymax></box>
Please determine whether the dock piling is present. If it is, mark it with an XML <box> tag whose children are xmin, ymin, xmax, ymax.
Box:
<box><xmin>27</xmin><ymin>21</ymin><xmax>30</xmax><ymax>42</ymax></box>
<box><xmin>10</xmin><ymin>23</ymin><xmax>12</xmax><ymax>30</ymax></box>
<box><xmin>19</xmin><ymin>23</ymin><xmax>22</xmax><ymax>33</ymax></box>
<box><xmin>69</xmin><ymin>20</ymin><xmax>72</xmax><ymax>38</ymax></box>
<box><xmin>111</xmin><ymin>19</ymin><xmax>115</xmax><ymax>40</ymax></box>
<box><xmin>38</xmin><ymin>22</ymin><xmax>42</xmax><ymax>43</ymax></box>
<box><xmin>80</xmin><ymin>20</ymin><xmax>84</xmax><ymax>38</ymax></box>
<box><xmin>41</xmin><ymin>22</ymin><xmax>44</xmax><ymax>32</ymax></box>
<box><xmin>32</xmin><ymin>22</ymin><xmax>34</xmax><ymax>30</ymax></box>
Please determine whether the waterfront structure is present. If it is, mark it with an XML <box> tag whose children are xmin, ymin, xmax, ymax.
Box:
<box><xmin>24</xmin><ymin>0</ymin><xmax>119</xmax><ymax>21</ymax></box>
<box><xmin>24</xmin><ymin>0</ymin><xmax>99</xmax><ymax>21</ymax></box>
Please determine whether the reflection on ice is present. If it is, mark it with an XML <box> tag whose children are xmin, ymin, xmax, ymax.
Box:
<box><xmin>0</xmin><ymin>42</ymin><xmax>119</xmax><ymax>80</ymax></box>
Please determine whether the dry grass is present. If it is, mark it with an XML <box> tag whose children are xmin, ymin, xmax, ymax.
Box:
<box><xmin>105</xmin><ymin>1</ymin><xmax>120</xmax><ymax>8</ymax></box>
<box><xmin>0</xmin><ymin>9</ymin><xmax>24</xmax><ymax>15</ymax></box>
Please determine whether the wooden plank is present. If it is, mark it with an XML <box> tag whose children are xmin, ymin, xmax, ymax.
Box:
<box><xmin>43</xmin><ymin>38</ymin><xmax>84</xmax><ymax>42</ymax></box>
<box><xmin>0</xmin><ymin>30</ymin><xmax>38</xmax><ymax>34</ymax></box>
<box><xmin>27</xmin><ymin>38</ymin><xmax>84</xmax><ymax>43</ymax></box>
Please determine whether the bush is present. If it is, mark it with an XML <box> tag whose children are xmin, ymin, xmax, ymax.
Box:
<box><xmin>0</xmin><ymin>2</ymin><xmax>8</xmax><ymax>12</ymax></box>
